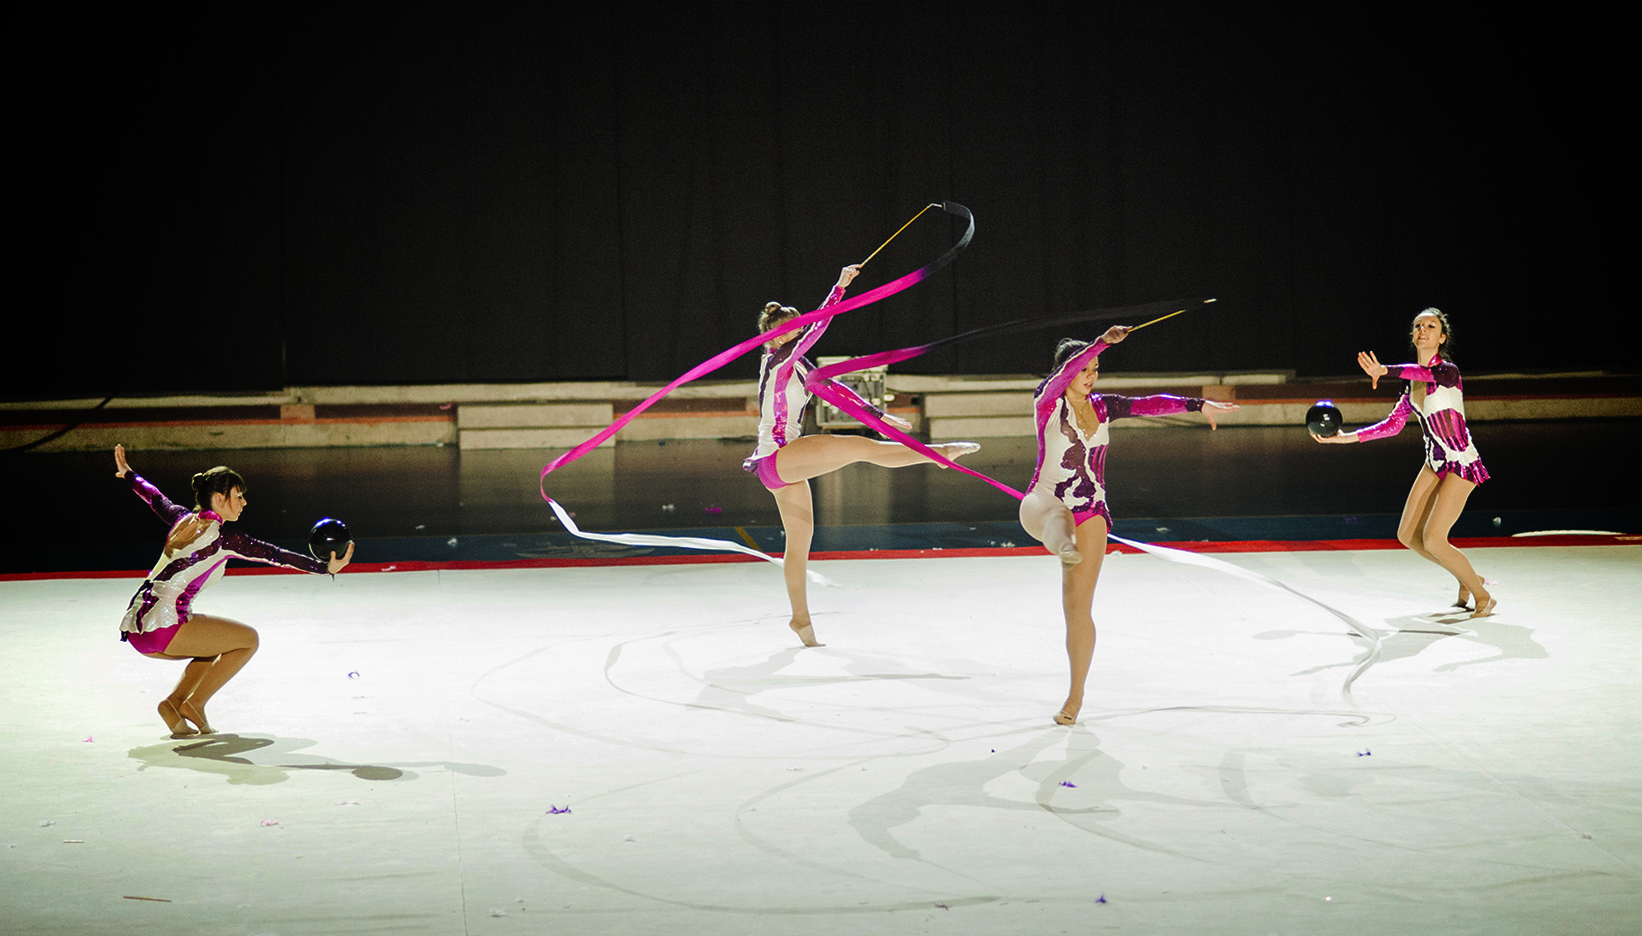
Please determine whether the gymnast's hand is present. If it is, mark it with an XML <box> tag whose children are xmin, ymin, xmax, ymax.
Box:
<box><xmin>836</xmin><ymin>264</ymin><xmax>861</xmax><ymax>289</ymax></box>
<box><xmin>1358</xmin><ymin>351</ymin><xmax>1388</xmax><ymax>389</ymax></box>
<box><xmin>1202</xmin><ymin>400</ymin><xmax>1239</xmax><ymax>430</ymax></box>
<box><xmin>1310</xmin><ymin>430</ymin><xmax>1357</xmax><ymax>444</ymax></box>
<box><xmin>114</xmin><ymin>444</ymin><xmax>132</xmax><ymax>479</ymax></box>
<box><xmin>328</xmin><ymin>541</ymin><xmax>355</xmax><ymax>574</ymax></box>
<box><xmin>1100</xmin><ymin>325</ymin><xmax>1130</xmax><ymax>345</ymax></box>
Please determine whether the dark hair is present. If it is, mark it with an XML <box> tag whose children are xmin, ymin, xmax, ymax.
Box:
<box><xmin>758</xmin><ymin>301</ymin><xmax>800</xmax><ymax>334</ymax></box>
<box><xmin>191</xmin><ymin>466</ymin><xmax>246</xmax><ymax>512</ymax></box>
<box><xmin>1408</xmin><ymin>307</ymin><xmax>1456</xmax><ymax>363</ymax></box>
<box><xmin>1053</xmin><ymin>338</ymin><xmax>1093</xmax><ymax>371</ymax></box>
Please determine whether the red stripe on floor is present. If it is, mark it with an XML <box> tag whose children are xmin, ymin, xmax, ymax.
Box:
<box><xmin>2</xmin><ymin>534</ymin><xmax>1630</xmax><ymax>581</ymax></box>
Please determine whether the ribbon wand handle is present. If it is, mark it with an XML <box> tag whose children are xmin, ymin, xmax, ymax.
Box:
<box><xmin>1128</xmin><ymin>298</ymin><xmax>1215</xmax><ymax>333</ymax></box>
<box><xmin>859</xmin><ymin>203</ymin><xmax>941</xmax><ymax>269</ymax></box>
<box><xmin>1128</xmin><ymin>309</ymin><xmax>1186</xmax><ymax>332</ymax></box>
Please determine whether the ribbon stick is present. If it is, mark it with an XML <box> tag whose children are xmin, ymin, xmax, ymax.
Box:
<box><xmin>859</xmin><ymin>203</ymin><xmax>940</xmax><ymax>269</ymax></box>
<box><xmin>538</xmin><ymin>202</ymin><xmax>976</xmax><ymax>576</ymax></box>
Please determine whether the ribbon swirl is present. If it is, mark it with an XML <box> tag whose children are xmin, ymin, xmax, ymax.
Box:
<box><xmin>539</xmin><ymin>202</ymin><xmax>975</xmax><ymax>574</ymax></box>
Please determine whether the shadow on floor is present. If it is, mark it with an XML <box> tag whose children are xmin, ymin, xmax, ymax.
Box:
<box><xmin>128</xmin><ymin>733</ymin><xmax>505</xmax><ymax>785</ymax></box>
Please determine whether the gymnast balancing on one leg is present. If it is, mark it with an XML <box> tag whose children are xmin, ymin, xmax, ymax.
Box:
<box><xmin>1311</xmin><ymin>308</ymin><xmax>1494</xmax><ymax>616</ymax></box>
<box><xmin>1016</xmin><ymin>326</ymin><xmax>1240</xmax><ymax>725</ymax></box>
<box><xmin>743</xmin><ymin>263</ymin><xmax>981</xmax><ymax>647</ymax></box>
<box><xmin>113</xmin><ymin>444</ymin><xmax>354</xmax><ymax>737</ymax></box>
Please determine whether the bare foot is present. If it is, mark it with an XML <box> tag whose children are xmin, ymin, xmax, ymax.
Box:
<box><xmin>789</xmin><ymin>618</ymin><xmax>823</xmax><ymax>648</ymax></box>
<box><xmin>177</xmin><ymin>699</ymin><xmax>215</xmax><ymax>735</ymax></box>
<box><xmin>158</xmin><ymin>699</ymin><xmax>197</xmax><ymax>738</ymax></box>
<box><xmin>1053</xmin><ymin>696</ymin><xmax>1082</xmax><ymax>726</ymax></box>
<box><xmin>1454</xmin><ymin>586</ymin><xmax>1472</xmax><ymax>610</ymax></box>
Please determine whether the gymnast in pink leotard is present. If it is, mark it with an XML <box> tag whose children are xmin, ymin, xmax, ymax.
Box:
<box><xmin>113</xmin><ymin>445</ymin><xmax>354</xmax><ymax>737</ymax></box>
<box><xmin>1312</xmin><ymin>308</ymin><xmax>1494</xmax><ymax>616</ymax></box>
<box><xmin>1017</xmin><ymin>326</ymin><xmax>1239</xmax><ymax>725</ymax></box>
<box><xmin>743</xmin><ymin>264</ymin><xmax>981</xmax><ymax>647</ymax></box>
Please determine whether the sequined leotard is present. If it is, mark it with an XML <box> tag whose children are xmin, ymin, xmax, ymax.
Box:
<box><xmin>1026</xmin><ymin>340</ymin><xmax>1207</xmax><ymax>526</ymax></box>
<box><xmin>1353</xmin><ymin>355</ymin><xmax>1489</xmax><ymax>485</ymax></box>
<box><xmin>743</xmin><ymin>284</ymin><xmax>886</xmax><ymax>488</ymax></box>
<box><xmin>119</xmin><ymin>474</ymin><xmax>327</xmax><ymax>652</ymax></box>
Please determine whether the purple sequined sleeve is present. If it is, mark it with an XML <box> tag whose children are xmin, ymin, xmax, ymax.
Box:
<box><xmin>1385</xmin><ymin>360</ymin><xmax>1460</xmax><ymax>388</ymax></box>
<box><xmin>1354</xmin><ymin>395</ymin><xmax>1415</xmax><ymax>442</ymax></box>
<box><xmin>129</xmin><ymin>474</ymin><xmax>190</xmax><ymax>528</ymax></box>
<box><xmin>1038</xmin><ymin>341</ymin><xmax>1111</xmax><ymax>406</ymax></box>
<box><xmin>219</xmin><ymin>529</ymin><xmax>328</xmax><ymax>574</ymax></box>
<box><xmin>1102</xmin><ymin>393</ymin><xmax>1205</xmax><ymax>420</ymax></box>
<box><xmin>786</xmin><ymin>285</ymin><xmax>845</xmax><ymax>362</ymax></box>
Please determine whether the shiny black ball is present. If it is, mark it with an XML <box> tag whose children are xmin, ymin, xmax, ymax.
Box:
<box><xmin>308</xmin><ymin>517</ymin><xmax>352</xmax><ymax>560</ymax></box>
<box><xmin>1306</xmin><ymin>401</ymin><xmax>1343</xmax><ymax>438</ymax></box>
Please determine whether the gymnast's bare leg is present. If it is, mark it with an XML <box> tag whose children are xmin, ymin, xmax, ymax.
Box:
<box><xmin>769</xmin><ymin>435</ymin><xmax>978</xmax><ymax>646</ymax></box>
<box><xmin>1397</xmin><ymin>467</ymin><xmax>1491</xmax><ymax>616</ymax></box>
<box><xmin>1019</xmin><ymin>489</ymin><xmax>1081</xmax><ymax>565</ymax></box>
<box><xmin>145</xmin><ymin>614</ymin><xmax>260</xmax><ymax>735</ymax></box>
<box><xmin>1021</xmin><ymin>493</ymin><xmax>1108</xmax><ymax>724</ymax></box>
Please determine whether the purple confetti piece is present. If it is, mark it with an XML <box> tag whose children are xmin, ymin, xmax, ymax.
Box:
<box><xmin>935</xmin><ymin>903</ymin><xmax>949</xmax><ymax>910</ymax></box>
<box><xmin>1344</xmin><ymin>516</ymin><xmax>1360</xmax><ymax>524</ymax></box>
<box><xmin>259</xmin><ymin>819</ymin><xmax>279</xmax><ymax>827</ymax></box>
<box><xmin>547</xmin><ymin>805</ymin><xmax>572</xmax><ymax>815</ymax></box>
<box><xmin>1357</xmin><ymin>749</ymin><xmax>1371</xmax><ymax>757</ymax></box>
<box><xmin>1096</xmin><ymin>894</ymin><xmax>1107</xmax><ymax>904</ymax></box>
<box><xmin>1059</xmin><ymin>781</ymin><xmax>1077</xmax><ymax>788</ymax></box>
<box><xmin>705</xmin><ymin>506</ymin><xmax>722</xmax><ymax>514</ymax></box>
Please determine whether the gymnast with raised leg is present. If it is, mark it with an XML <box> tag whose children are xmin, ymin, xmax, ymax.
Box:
<box><xmin>744</xmin><ymin>264</ymin><xmax>981</xmax><ymax>647</ymax></box>
<box><xmin>1311</xmin><ymin>308</ymin><xmax>1493</xmax><ymax>616</ymax></box>
<box><xmin>1017</xmin><ymin>326</ymin><xmax>1239</xmax><ymax>725</ymax></box>
<box><xmin>113</xmin><ymin>444</ymin><xmax>353</xmax><ymax>737</ymax></box>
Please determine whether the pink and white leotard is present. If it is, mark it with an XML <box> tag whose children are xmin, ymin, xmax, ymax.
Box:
<box><xmin>1024</xmin><ymin>338</ymin><xmax>1208</xmax><ymax>525</ymax></box>
<box><xmin>1026</xmin><ymin>340</ymin><xmax>1206</xmax><ymax>526</ymax></box>
<box><xmin>1353</xmin><ymin>355</ymin><xmax>1489</xmax><ymax>485</ymax></box>
<box><xmin>119</xmin><ymin>473</ymin><xmax>327</xmax><ymax>653</ymax></box>
<box><xmin>743</xmin><ymin>284</ymin><xmax>885</xmax><ymax>488</ymax></box>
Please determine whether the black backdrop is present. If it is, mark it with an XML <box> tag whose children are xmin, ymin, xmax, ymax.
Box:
<box><xmin>17</xmin><ymin>5</ymin><xmax>1589</xmax><ymax>396</ymax></box>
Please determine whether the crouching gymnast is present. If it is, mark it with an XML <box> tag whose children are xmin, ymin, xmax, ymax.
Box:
<box><xmin>113</xmin><ymin>444</ymin><xmax>353</xmax><ymax>737</ymax></box>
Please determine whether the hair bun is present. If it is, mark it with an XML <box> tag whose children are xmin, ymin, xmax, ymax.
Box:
<box><xmin>764</xmin><ymin>302</ymin><xmax>783</xmax><ymax>313</ymax></box>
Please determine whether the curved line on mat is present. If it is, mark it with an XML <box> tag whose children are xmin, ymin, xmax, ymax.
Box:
<box><xmin>1106</xmin><ymin>535</ymin><xmax>1384</xmax><ymax>697</ymax></box>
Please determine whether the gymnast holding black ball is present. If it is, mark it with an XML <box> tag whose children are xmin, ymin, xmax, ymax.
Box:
<box><xmin>1310</xmin><ymin>309</ymin><xmax>1493</xmax><ymax>616</ymax></box>
<box><xmin>113</xmin><ymin>444</ymin><xmax>353</xmax><ymax>737</ymax></box>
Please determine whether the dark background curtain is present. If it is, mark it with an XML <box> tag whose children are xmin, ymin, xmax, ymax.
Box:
<box><xmin>13</xmin><ymin>5</ymin><xmax>1593</xmax><ymax>396</ymax></box>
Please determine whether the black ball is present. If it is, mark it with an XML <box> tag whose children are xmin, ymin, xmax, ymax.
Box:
<box><xmin>1306</xmin><ymin>400</ymin><xmax>1343</xmax><ymax>438</ymax></box>
<box><xmin>308</xmin><ymin>517</ymin><xmax>352</xmax><ymax>560</ymax></box>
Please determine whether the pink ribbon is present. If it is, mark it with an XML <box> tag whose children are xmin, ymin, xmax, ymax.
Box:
<box><xmin>539</xmin><ymin>203</ymin><xmax>975</xmax><ymax>570</ymax></box>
